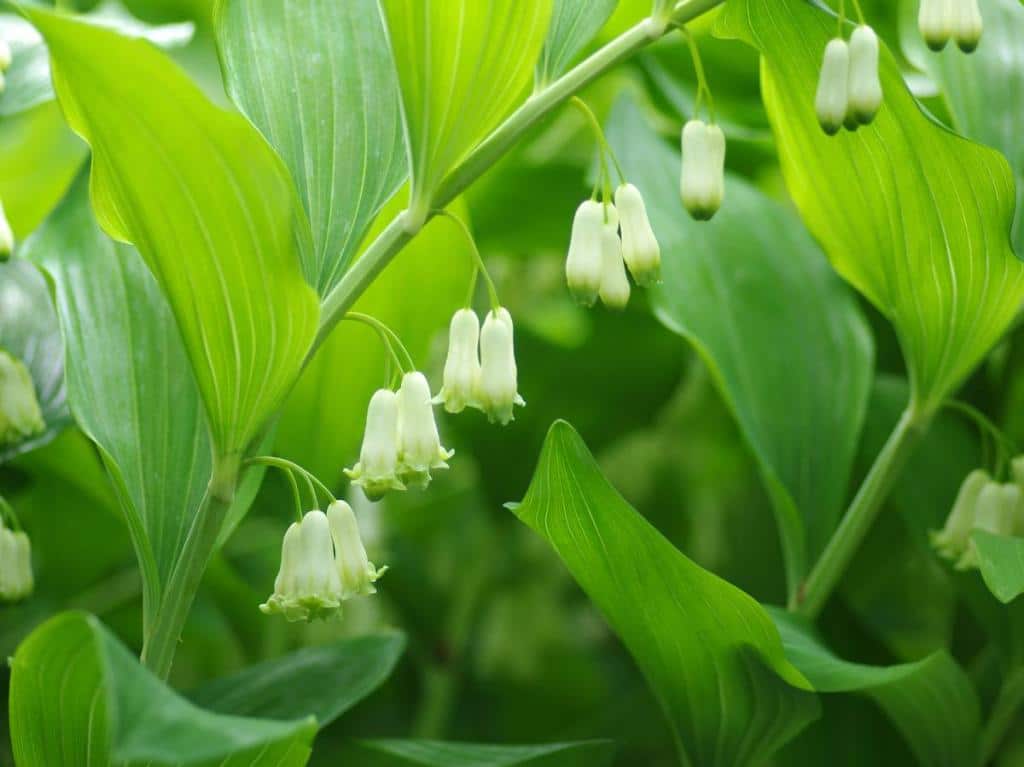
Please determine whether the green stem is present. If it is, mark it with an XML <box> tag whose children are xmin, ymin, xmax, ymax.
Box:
<box><xmin>433</xmin><ymin>209</ymin><xmax>500</xmax><ymax>311</ymax></box>
<box><xmin>245</xmin><ymin>455</ymin><xmax>336</xmax><ymax>508</ymax></box>
<box><xmin>570</xmin><ymin>96</ymin><xmax>625</xmax><ymax>187</ymax></box>
<box><xmin>979</xmin><ymin>666</ymin><xmax>1024</xmax><ymax>766</ymax></box>
<box><xmin>311</xmin><ymin>0</ymin><xmax>726</xmax><ymax>356</ymax></box>
<box><xmin>794</xmin><ymin>407</ymin><xmax>929</xmax><ymax>618</ymax></box>
<box><xmin>681</xmin><ymin>27</ymin><xmax>715</xmax><ymax>122</ymax></box>
<box><xmin>944</xmin><ymin>399</ymin><xmax>1018</xmax><ymax>478</ymax></box>
<box><xmin>343</xmin><ymin>311</ymin><xmax>415</xmax><ymax>374</ymax></box>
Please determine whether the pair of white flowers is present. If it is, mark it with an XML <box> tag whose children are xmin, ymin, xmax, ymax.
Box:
<box><xmin>815</xmin><ymin>25</ymin><xmax>883</xmax><ymax>136</ymax></box>
<box><xmin>0</xmin><ymin>351</ymin><xmax>45</xmax><ymax>448</ymax></box>
<box><xmin>0</xmin><ymin>517</ymin><xmax>32</xmax><ymax>602</ymax></box>
<box><xmin>566</xmin><ymin>183</ymin><xmax>659</xmax><ymax>310</ymax></box>
<box><xmin>260</xmin><ymin>500</ymin><xmax>384</xmax><ymax>622</ymax></box>
<box><xmin>919</xmin><ymin>0</ymin><xmax>983</xmax><ymax>52</ymax></box>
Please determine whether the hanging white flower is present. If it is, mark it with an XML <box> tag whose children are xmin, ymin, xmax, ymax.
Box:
<box><xmin>0</xmin><ymin>200</ymin><xmax>12</xmax><ymax>260</ymax></box>
<box><xmin>0</xmin><ymin>521</ymin><xmax>32</xmax><ymax>602</ymax></box>
<box><xmin>918</xmin><ymin>0</ymin><xmax>953</xmax><ymax>51</ymax></box>
<box><xmin>847</xmin><ymin>26</ymin><xmax>883</xmax><ymax>125</ymax></box>
<box><xmin>565</xmin><ymin>200</ymin><xmax>605</xmax><ymax>306</ymax></box>
<box><xmin>598</xmin><ymin>204</ymin><xmax>630</xmax><ymax>310</ymax></box>
<box><xmin>345</xmin><ymin>388</ymin><xmax>405</xmax><ymax>501</ymax></box>
<box><xmin>680</xmin><ymin>120</ymin><xmax>726</xmax><ymax>220</ymax></box>
<box><xmin>0</xmin><ymin>350</ymin><xmax>44</xmax><ymax>448</ymax></box>
<box><xmin>931</xmin><ymin>469</ymin><xmax>988</xmax><ymax>560</ymax></box>
<box><xmin>435</xmin><ymin>309</ymin><xmax>481</xmax><ymax>414</ymax></box>
<box><xmin>327</xmin><ymin>500</ymin><xmax>386</xmax><ymax>599</ymax></box>
<box><xmin>615</xmin><ymin>183</ymin><xmax>660</xmax><ymax>286</ymax></box>
<box><xmin>956</xmin><ymin>481</ymin><xmax>1020</xmax><ymax>570</ymax></box>
<box><xmin>815</xmin><ymin>38</ymin><xmax>850</xmax><ymax>135</ymax></box>
<box><xmin>260</xmin><ymin>510</ymin><xmax>343</xmax><ymax>622</ymax></box>
<box><xmin>954</xmin><ymin>0</ymin><xmax>983</xmax><ymax>52</ymax></box>
<box><xmin>477</xmin><ymin>307</ymin><xmax>525</xmax><ymax>425</ymax></box>
<box><xmin>397</xmin><ymin>371</ymin><xmax>453</xmax><ymax>488</ymax></box>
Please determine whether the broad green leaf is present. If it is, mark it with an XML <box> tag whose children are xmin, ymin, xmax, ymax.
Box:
<box><xmin>29</xmin><ymin>7</ymin><xmax>320</xmax><ymax>458</ymax></box>
<box><xmin>972</xmin><ymin>530</ymin><xmax>1024</xmax><ymax>604</ymax></box>
<box><xmin>215</xmin><ymin>0</ymin><xmax>406</xmax><ymax>295</ymax></box>
<box><xmin>190</xmin><ymin>633</ymin><xmax>405</xmax><ymax>726</ymax></box>
<box><xmin>898</xmin><ymin>0</ymin><xmax>1024</xmax><ymax>255</ymax></box>
<box><xmin>0</xmin><ymin>258</ymin><xmax>69</xmax><ymax>461</ymax></box>
<box><xmin>379</xmin><ymin>0</ymin><xmax>554</xmax><ymax>218</ymax></box>
<box><xmin>716</xmin><ymin>0</ymin><xmax>1024</xmax><ymax>416</ymax></box>
<box><xmin>606</xmin><ymin>98</ymin><xmax>874</xmax><ymax>594</ymax></box>
<box><xmin>342</xmin><ymin>740</ymin><xmax>615</xmax><ymax>767</ymax></box>
<box><xmin>512</xmin><ymin>421</ymin><xmax>820</xmax><ymax>767</ymax></box>
<box><xmin>771</xmin><ymin>609</ymin><xmax>981</xmax><ymax>767</ymax></box>
<box><xmin>536</xmin><ymin>0</ymin><xmax>618</xmax><ymax>87</ymax></box>
<box><xmin>9</xmin><ymin>611</ymin><xmax>315</xmax><ymax>766</ymax></box>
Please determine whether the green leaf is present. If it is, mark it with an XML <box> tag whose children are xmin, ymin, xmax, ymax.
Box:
<box><xmin>190</xmin><ymin>633</ymin><xmax>405</xmax><ymax>726</ymax></box>
<box><xmin>28</xmin><ymin>7</ymin><xmax>320</xmax><ymax>458</ymax></box>
<box><xmin>215</xmin><ymin>0</ymin><xmax>406</xmax><ymax>295</ymax></box>
<box><xmin>716</xmin><ymin>0</ymin><xmax>1024</xmax><ymax>415</ymax></box>
<box><xmin>771</xmin><ymin>609</ymin><xmax>981</xmax><ymax>767</ymax></box>
<box><xmin>536</xmin><ymin>0</ymin><xmax>618</xmax><ymax>87</ymax></box>
<box><xmin>972</xmin><ymin>530</ymin><xmax>1024</xmax><ymax>604</ymax></box>
<box><xmin>0</xmin><ymin>258</ymin><xmax>69</xmax><ymax>461</ymax></box>
<box><xmin>342</xmin><ymin>740</ymin><xmax>615</xmax><ymax>767</ymax></box>
<box><xmin>379</xmin><ymin>0</ymin><xmax>554</xmax><ymax>220</ymax></box>
<box><xmin>511</xmin><ymin>421</ymin><xmax>820</xmax><ymax>767</ymax></box>
<box><xmin>606</xmin><ymin>97</ymin><xmax>874</xmax><ymax>595</ymax></box>
<box><xmin>9</xmin><ymin>611</ymin><xmax>315</xmax><ymax>767</ymax></box>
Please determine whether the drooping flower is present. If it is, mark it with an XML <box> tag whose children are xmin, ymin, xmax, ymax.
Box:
<box><xmin>955</xmin><ymin>0</ymin><xmax>983</xmax><ymax>52</ymax></box>
<box><xmin>478</xmin><ymin>307</ymin><xmax>525</xmax><ymax>425</ymax></box>
<box><xmin>956</xmin><ymin>481</ymin><xmax>1019</xmax><ymax>570</ymax></box>
<box><xmin>615</xmin><ymin>183</ymin><xmax>660</xmax><ymax>286</ymax></box>
<box><xmin>0</xmin><ymin>200</ymin><xmax>11</xmax><ymax>260</ymax></box>
<box><xmin>680</xmin><ymin>119</ymin><xmax>726</xmax><ymax>220</ymax></box>
<box><xmin>345</xmin><ymin>388</ymin><xmax>405</xmax><ymax>501</ymax></box>
<box><xmin>397</xmin><ymin>371</ymin><xmax>453</xmax><ymax>489</ymax></box>
<box><xmin>598</xmin><ymin>204</ymin><xmax>630</xmax><ymax>310</ymax></box>
<box><xmin>847</xmin><ymin>26</ymin><xmax>883</xmax><ymax>125</ymax></box>
<box><xmin>260</xmin><ymin>510</ymin><xmax>342</xmax><ymax>622</ymax></box>
<box><xmin>0</xmin><ymin>520</ymin><xmax>32</xmax><ymax>602</ymax></box>
<box><xmin>435</xmin><ymin>309</ymin><xmax>481</xmax><ymax>414</ymax></box>
<box><xmin>565</xmin><ymin>200</ymin><xmax>605</xmax><ymax>306</ymax></box>
<box><xmin>931</xmin><ymin>469</ymin><xmax>988</xmax><ymax>560</ymax></box>
<box><xmin>0</xmin><ymin>350</ymin><xmax>44</xmax><ymax>448</ymax></box>
<box><xmin>918</xmin><ymin>0</ymin><xmax>953</xmax><ymax>51</ymax></box>
<box><xmin>327</xmin><ymin>500</ymin><xmax>386</xmax><ymax>599</ymax></box>
<box><xmin>815</xmin><ymin>38</ymin><xmax>850</xmax><ymax>135</ymax></box>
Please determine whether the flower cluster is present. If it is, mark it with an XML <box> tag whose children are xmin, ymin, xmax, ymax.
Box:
<box><xmin>815</xmin><ymin>25</ymin><xmax>883</xmax><ymax>135</ymax></box>
<box><xmin>0</xmin><ymin>516</ymin><xmax>32</xmax><ymax>602</ymax></box>
<box><xmin>919</xmin><ymin>0</ymin><xmax>983</xmax><ymax>52</ymax></box>
<box><xmin>0</xmin><ymin>350</ymin><xmax>45</xmax><ymax>448</ymax></box>
<box><xmin>260</xmin><ymin>500</ymin><xmax>385</xmax><ymax>622</ymax></box>
<box><xmin>932</xmin><ymin>465</ymin><xmax>1024</xmax><ymax>570</ymax></box>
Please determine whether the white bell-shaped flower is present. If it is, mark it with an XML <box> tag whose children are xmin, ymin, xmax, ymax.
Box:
<box><xmin>0</xmin><ymin>351</ymin><xmax>44</xmax><ymax>448</ymax></box>
<box><xmin>477</xmin><ymin>307</ymin><xmax>525</xmax><ymax>425</ymax></box>
<box><xmin>0</xmin><ymin>200</ymin><xmax>12</xmax><ymax>259</ymax></box>
<box><xmin>931</xmin><ymin>469</ymin><xmax>988</xmax><ymax>560</ymax></box>
<box><xmin>0</xmin><ymin>39</ymin><xmax>10</xmax><ymax>72</ymax></box>
<box><xmin>598</xmin><ymin>204</ymin><xmax>630</xmax><ymax>310</ymax></box>
<box><xmin>435</xmin><ymin>309</ymin><xmax>481</xmax><ymax>414</ymax></box>
<box><xmin>397</xmin><ymin>371</ymin><xmax>453</xmax><ymax>489</ymax></box>
<box><xmin>956</xmin><ymin>481</ymin><xmax>1019</xmax><ymax>570</ymax></box>
<box><xmin>327</xmin><ymin>500</ymin><xmax>386</xmax><ymax>599</ymax></box>
<box><xmin>615</xmin><ymin>183</ymin><xmax>660</xmax><ymax>286</ymax></box>
<box><xmin>565</xmin><ymin>200</ymin><xmax>605</xmax><ymax>306</ymax></box>
<box><xmin>680</xmin><ymin>120</ymin><xmax>726</xmax><ymax>220</ymax></box>
<box><xmin>260</xmin><ymin>511</ymin><xmax>343</xmax><ymax>621</ymax></box>
<box><xmin>345</xmin><ymin>388</ymin><xmax>405</xmax><ymax>501</ymax></box>
<box><xmin>0</xmin><ymin>522</ymin><xmax>33</xmax><ymax>602</ymax></box>
<box><xmin>815</xmin><ymin>38</ymin><xmax>850</xmax><ymax>135</ymax></box>
<box><xmin>955</xmin><ymin>0</ymin><xmax>983</xmax><ymax>52</ymax></box>
<box><xmin>848</xmin><ymin>26</ymin><xmax>883</xmax><ymax>125</ymax></box>
<box><xmin>919</xmin><ymin>0</ymin><xmax>953</xmax><ymax>51</ymax></box>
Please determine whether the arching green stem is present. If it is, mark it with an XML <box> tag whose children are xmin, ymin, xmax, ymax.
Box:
<box><xmin>344</xmin><ymin>312</ymin><xmax>416</xmax><ymax>376</ymax></box>
<box><xmin>570</xmin><ymin>96</ymin><xmax>625</xmax><ymax>190</ymax></box>
<box><xmin>245</xmin><ymin>456</ymin><xmax>337</xmax><ymax>511</ymax></box>
<box><xmin>433</xmin><ymin>209</ymin><xmax>501</xmax><ymax>312</ymax></box>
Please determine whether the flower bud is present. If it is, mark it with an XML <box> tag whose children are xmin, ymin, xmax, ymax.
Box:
<box><xmin>956</xmin><ymin>481</ymin><xmax>1018</xmax><ymax>570</ymax></box>
<box><xmin>565</xmin><ymin>200</ymin><xmax>605</xmax><ymax>306</ymax></box>
<box><xmin>816</xmin><ymin>38</ymin><xmax>850</xmax><ymax>135</ymax></box>
<box><xmin>0</xmin><ymin>199</ymin><xmax>13</xmax><ymax>260</ymax></box>
<box><xmin>260</xmin><ymin>511</ymin><xmax>343</xmax><ymax>621</ymax></box>
<box><xmin>327</xmin><ymin>500</ymin><xmax>386</xmax><ymax>599</ymax></box>
<box><xmin>397</xmin><ymin>371</ymin><xmax>453</xmax><ymax>489</ymax></box>
<box><xmin>598</xmin><ymin>204</ymin><xmax>630</xmax><ymax>310</ymax></box>
<box><xmin>955</xmin><ymin>0</ymin><xmax>983</xmax><ymax>52</ymax></box>
<box><xmin>931</xmin><ymin>469</ymin><xmax>988</xmax><ymax>559</ymax></box>
<box><xmin>345</xmin><ymin>389</ymin><xmax>405</xmax><ymax>501</ymax></box>
<box><xmin>614</xmin><ymin>183</ymin><xmax>660</xmax><ymax>286</ymax></box>
<box><xmin>435</xmin><ymin>309</ymin><xmax>481</xmax><ymax>414</ymax></box>
<box><xmin>0</xmin><ymin>522</ymin><xmax>33</xmax><ymax>602</ymax></box>
<box><xmin>918</xmin><ymin>0</ymin><xmax>953</xmax><ymax>51</ymax></box>
<box><xmin>477</xmin><ymin>307</ymin><xmax>525</xmax><ymax>425</ymax></box>
<box><xmin>0</xmin><ymin>39</ymin><xmax>10</xmax><ymax>72</ymax></box>
<box><xmin>848</xmin><ymin>26</ymin><xmax>883</xmax><ymax>125</ymax></box>
<box><xmin>680</xmin><ymin>120</ymin><xmax>726</xmax><ymax>220</ymax></box>
<box><xmin>0</xmin><ymin>351</ymin><xmax>45</xmax><ymax>448</ymax></box>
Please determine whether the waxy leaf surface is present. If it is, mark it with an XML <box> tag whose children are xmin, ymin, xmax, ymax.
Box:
<box><xmin>536</xmin><ymin>0</ymin><xmax>618</xmax><ymax>86</ymax></box>
<box><xmin>972</xmin><ymin>530</ymin><xmax>1024</xmax><ymax>604</ymax></box>
<box><xmin>343</xmin><ymin>739</ymin><xmax>615</xmax><ymax>767</ymax></box>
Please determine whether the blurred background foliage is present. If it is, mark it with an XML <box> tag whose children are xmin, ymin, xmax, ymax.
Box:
<box><xmin>1</xmin><ymin>0</ymin><xmax>1022</xmax><ymax>765</ymax></box>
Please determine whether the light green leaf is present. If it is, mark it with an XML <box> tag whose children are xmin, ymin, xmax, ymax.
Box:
<box><xmin>536</xmin><ymin>0</ymin><xmax>618</xmax><ymax>87</ymax></box>
<box><xmin>0</xmin><ymin>258</ymin><xmax>69</xmax><ymax>461</ymax></box>
<box><xmin>342</xmin><ymin>740</ymin><xmax>615</xmax><ymax>767</ymax></box>
<box><xmin>9</xmin><ymin>611</ymin><xmax>315</xmax><ymax>767</ymax></box>
<box><xmin>716</xmin><ymin>0</ymin><xmax>1024</xmax><ymax>416</ymax></box>
<box><xmin>972</xmin><ymin>530</ymin><xmax>1024</xmax><ymax>603</ymax></box>
<box><xmin>606</xmin><ymin>97</ymin><xmax>874</xmax><ymax>595</ymax></box>
<box><xmin>190</xmin><ymin>633</ymin><xmax>405</xmax><ymax>727</ymax></box>
<box><xmin>771</xmin><ymin>609</ymin><xmax>981</xmax><ymax>767</ymax></box>
<box><xmin>379</xmin><ymin>0</ymin><xmax>554</xmax><ymax>220</ymax></box>
<box><xmin>28</xmin><ymin>7</ymin><xmax>320</xmax><ymax>459</ymax></box>
<box><xmin>511</xmin><ymin>421</ymin><xmax>820</xmax><ymax>767</ymax></box>
<box><xmin>215</xmin><ymin>0</ymin><xmax>406</xmax><ymax>295</ymax></box>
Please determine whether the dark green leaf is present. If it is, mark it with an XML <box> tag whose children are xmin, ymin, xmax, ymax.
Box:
<box><xmin>343</xmin><ymin>739</ymin><xmax>615</xmax><ymax>767</ymax></box>
<box><xmin>972</xmin><ymin>530</ymin><xmax>1024</xmax><ymax>604</ymax></box>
